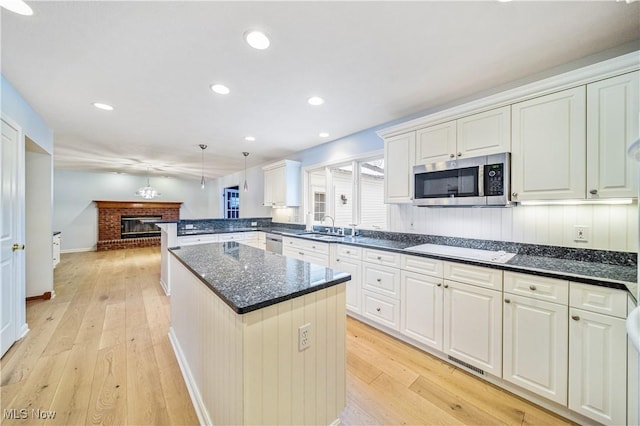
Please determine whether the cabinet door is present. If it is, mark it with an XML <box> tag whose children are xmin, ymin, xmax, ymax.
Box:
<box><xmin>568</xmin><ymin>308</ymin><xmax>627</xmax><ymax>426</ymax></box>
<box><xmin>587</xmin><ymin>71</ymin><xmax>639</xmax><ymax>199</ymax></box>
<box><xmin>271</xmin><ymin>166</ymin><xmax>287</xmax><ymax>206</ymax></box>
<box><xmin>415</xmin><ymin>121</ymin><xmax>456</xmax><ymax>164</ymax></box>
<box><xmin>457</xmin><ymin>106</ymin><xmax>511</xmax><ymax>158</ymax></box>
<box><xmin>401</xmin><ymin>271</ymin><xmax>443</xmax><ymax>351</ymax></box>
<box><xmin>331</xmin><ymin>256</ymin><xmax>362</xmax><ymax>314</ymax></box>
<box><xmin>503</xmin><ymin>294</ymin><xmax>568</xmax><ymax>405</ymax></box>
<box><xmin>263</xmin><ymin>168</ymin><xmax>275</xmax><ymax>206</ymax></box>
<box><xmin>443</xmin><ymin>280</ymin><xmax>502</xmax><ymax>376</ymax></box>
<box><xmin>362</xmin><ymin>262</ymin><xmax>400</xmax><ymax>299</ymax></box>
<box><xmin>511</xmin><ymin>86</ymin><xmax>586</xmax><ymax>201</ymax></box>
<box><xmin>384</xmin><ymin>132</ymin><xmax>415</xmax><ymax>203</ymax></box>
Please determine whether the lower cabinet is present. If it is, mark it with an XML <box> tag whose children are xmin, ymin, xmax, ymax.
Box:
<box><xmin>53</xmin><ymin>233</ymin><xmax>61</xmax><ymax>268</ymax></box>
<box><xmin>331</xmin><ymin>247</ymin><xmax>363</xmax><ymax>314</ymax></box>
<box><xmin>568</xmin><ymin>307</ymin><xmax>627</xmax><ymax>426</ymax></box>
<box><xmin>400</xmin><ymin>270</ymin><xmax>443</xmax><ymax>351</ymax></box>
<box><xmin>503</xmin><ymin>294</ymin><xmax>568</xmax><ymax>405</ymax></box>
<box><xmin>282</xmin><ymin>237</ymin><xmax>329</xmax><ymax>267</ymax></box>
<box><xmin>362</xmin><ymin>249</ymin><xmax>401</xmax><ymax>330</ymax></box>
<box><xmin>362</xmin><ymin>290</ymin><xmax>400</xmax><ymax>331</ymax></box>
<box><xmin>443</xmin><ymin>280</ymin><xmax>503</xmax><ymax>376</ymax></box>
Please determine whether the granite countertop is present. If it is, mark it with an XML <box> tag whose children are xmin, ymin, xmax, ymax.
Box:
<box><xmin>283</xmin><ymin>233</ymin><xmax>637</xmax><ymax>298</ymax></box>
<box><xmin>177</xmin><ymin>227</ymin><xmax>310</xmax><ymax>236</ymax></box>
<box><xmin>169</xmin><ymin>241</ymin><xmax>351</xmax><ymax>314</ymax></box>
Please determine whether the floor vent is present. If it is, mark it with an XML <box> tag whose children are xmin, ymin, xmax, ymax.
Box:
<box><xmin>447</xmin><ymin>356</ymin><xmax>485</xmax><ymax>375</ymax></box>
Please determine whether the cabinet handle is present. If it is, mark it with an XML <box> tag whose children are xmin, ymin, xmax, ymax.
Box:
<box><xmin>376</xmin><ymin>278</ymin><xmax>382</xmax><ymax>282</ymax></box>
<box><xmin>449</xmin><ymin>153</ymin><xmax>455</xmax><ymax>159</ymax></box>
<box><xmin>12</xmin><ymin>244</ymin><xmax>25</xmax><ymax>251</ymax></box>
<box><xmin>589</xmin><ymin>189</ymin><xmax>598</xmax><ymax>195</ymax></box>
<box><xmin>336</xmin><ymin>258</ymin><xmax>340</xmax><ymax>262</ymax></box>
<box><xmin>298</xmin><ymin>252</ymin><xmax>304</xmax><ymax>256</ymax></box>
<box><xmin>376</xmin><ymin>307</ymin><xmax>381</xmax><ymax>312</ymax></box>
<box><xmin>571</xmin><ymin>315</ymin><xmax>580</xmax><ymax>321</ymax></box>
<box><xmin>437</xmin><ymin>283</ymin><xmax>442</xmax><ymax>287</ymax></box>
<box><xmin>377</xmin><ymin>256</ymin><xmax>382</xmax><ymax>260</ymax></box>
<box><xmin>504</xmin><ymin>298</ymin><xmax>511</xmax><ymax>303</ymax></box>
<box><xmin>457</xmin><ymin>152</ymin><xmax>462</xmax><ymax>157</ymax></box>
<box><xmin>529</xmin><ymin>285</ymin><xmax>536</xmax><ymax>291</ymax></box>
<box><xmin>312</xmin><ymin>245</ymin><xmax>316</xmax><ymax>249</ymax></box>
<box><xmin>346</xmin><ymin>250</ymin><xmax>350</xmax><ymax>254</ymax></box>
<box><xmin>443</xmin><ymin>284</ymin><xmax>449</xmax><ymax>288</ymax></box>
<box><xmin>512</xmin><ymin>192</ymin><xmax>518</xmax><ymax>198</ymax></box>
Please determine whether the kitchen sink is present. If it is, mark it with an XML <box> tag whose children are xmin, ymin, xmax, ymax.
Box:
<box><xmin>301</xmin><ymin>233</ymin><xmax>347</xmax><ymax>241</ymax></box>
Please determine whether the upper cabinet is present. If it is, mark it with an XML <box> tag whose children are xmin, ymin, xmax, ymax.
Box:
<box><xmin>384</xmin><ymin>132</ymin><xmax>415</xmax><ymax>203</ymax></box>
<box><xmin>511</xmin><ymin>87</ymin><xmax>587</xmax><ymax>201</ymax></box>
<box><xmin>263</xmin><ymin>160</ymin><xmax>301</xmax><ymax>207</ymax></box>
<box><xmin>586</xmin><ymin>71</ymin><xmax>639</xmax><ymax>199</ymax></box>
<box><xmin>415</xmin><ymin>106</ymin><xmax>511</xmax><ymax>165</ymax></box>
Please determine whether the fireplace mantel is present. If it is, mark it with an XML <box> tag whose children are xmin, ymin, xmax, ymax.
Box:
<box><xmin>94</xmin><ymin>200</ymin><xmax>183</xmax><ymax>209</ymax></box>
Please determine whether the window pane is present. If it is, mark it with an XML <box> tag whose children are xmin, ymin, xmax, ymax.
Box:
<box><xmin>314</xmin><ymin>192</ymin><xmax>325</xmax><ymax>220</ymax></box>
<box><xmin>359</xmin><ymin>158</ymin><xmax>386</xmax><ymax>230</ymax></box>
<box><xmin>331</xmin><ymin>164</ymin><xmax>353</xmax><ymax>226</ymax></box>
<box><xmin>309</xmin><ymin>168</ymin><xmax>326</xmax><ymax>222</ymax></box>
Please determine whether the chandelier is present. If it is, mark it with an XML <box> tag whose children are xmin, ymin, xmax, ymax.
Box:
<box><xmin>136</xmin><ymin>167</ymin><xmax>160</xmax><ymax>199</ymax></box>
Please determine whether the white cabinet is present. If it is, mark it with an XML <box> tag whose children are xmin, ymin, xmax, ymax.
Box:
<box><xmin>568</xmin><ymin>308</ymin><xmax>627</xmax><ymax>426</ymax></box>
<box><xmin>401</xmin><ymin>270</ymin><xmax>444</xmax><ymax>351</ymax></box>
<box><xmin>629</xmin><ymin>297</ymin><xmax>639</xmax><ymax>426</ymax></box>
<box><xmin>53</xmin><ymin>233</ymin><xmax>61</xmax><ymax>268</ymax></box>
<box><xmin>503</xmin><ymin>293</ymin><xmax>568</xmax><ymax>405</ymax></box>
<box><xmin>415</xmin><ymin>106</ymin><xmax>510</xmax><ymax>165</ymax></box>
<box><xmin>442</xmin><ymin>263</ymin><xmax>502</xmax><ymax>376</ymax></box>
<box><xmin>242</xmin><ymin>231</ymin><xmax>265</xmax><ymax>249</ymax></box>
<box><xmin>383</xmin><ymin>132</ymin><xmax>415</xmax><ymax>203</ymax></box>
<box><xmin>362</xmin><ymin>291</ymin><xmax>401</xmax><ymax>331</ymax></box>
<box><xmin>511</xmin><ymin>86</ymin><xmax>586</xmax><ymax>201</ymax></box>
<box><xmin>586</xmin><ymin>71</ymin><xmax>639</xmax><ymax>199</ymax></box>
<box><xmin>262</xmin><ymin>160</ymin><xmax>301</xmax><ymax>207</ymax></box>
<box><xmin>415</xmin><ymin>121</ymin><xmax>456</xmax><ymax>164</ymax></box>
<box><xmin>282</xmin><ymin>237</ymin><xmax>329</xmax><ymax>267</ymax></box>
<box><xmin>331</xmin><ymin>245</ymin><xmax>363</xmax><ymax>314</ymax></box>
<box><xmin>362</xmin><ymin>248</ymin><xmax>401</xmax><ymax>330</ymax></box>
<box><xmin>217</xmin><ymin>232</ymin><xmax>247</xmax><ymax>242</ymax></box>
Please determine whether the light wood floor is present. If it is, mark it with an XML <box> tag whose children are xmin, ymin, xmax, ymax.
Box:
<box><xmin>0</xmin><ymin>247</ymin><xmax>574</xmax><ymax>425</ymax></box>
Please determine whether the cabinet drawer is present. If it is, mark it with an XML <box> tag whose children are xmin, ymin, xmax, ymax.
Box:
<box><xmin>363</xmin><ymin>263</ymin><xmax>400</xmax><ymax>299</ymax></box>
<box><xmin>363</xmin><ymin>290</ymin><xmax>400</xmax><ymax>331</ymax></box>
<box><xmin>401</xmin><ymin>254</ymin><xmax>443</xmax><ymax>277</ymax></box>
<box><xmin>335</xmin><ymin>244</ymin><xmax>362</xmax><ymax>260</ymax></box>
<box><xmin>283</xmin><ymin>236</ymin><xmax>304</xmax><ymax>250</ymax></box>
<box><xmin>569</xmin><ymin>282</ymin><xmax>627</xmax><ymax>318</ymax></box>
<box><xmin>363</xmin><ymin>248</ymin><xmax>401</xmax><ymax>268</ymax></box>
<box><xmin>178</xmin><ymin>234</ymin><xmax>218</xmax><ymax>245</ymax></box>
<box><xmin>504</xmin><ymin>272</ymin><xmax>569</xmax><ymax>304</ymax></box>
<box><xmin>444</xmin><ymin>261</ymin><xmax>502</xmax><ymax>291</ymax></box>
<box><xmin>299</xmin><ymin>239</ymin><xmax>329</xmax><ymax>255</ymax></box>
<box><xmin>218</xmin><ymin>233</ymin><xmax>247</xmax><ymax>242</ymax></box>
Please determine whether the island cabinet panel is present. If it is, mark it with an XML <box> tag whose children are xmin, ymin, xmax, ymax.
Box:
<box><xmin>169</xmin><ymin>256</ymin><xmax>346</xmax><ymax>426</ymax></box>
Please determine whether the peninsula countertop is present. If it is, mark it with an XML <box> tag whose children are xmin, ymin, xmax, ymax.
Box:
<box><xmin>169</xmin><ymin>241</ymin><xmax>351</xmax><ymax>314</ymax></box>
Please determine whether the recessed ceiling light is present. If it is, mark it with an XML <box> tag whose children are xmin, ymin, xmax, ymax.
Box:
<box><xmin>308</xmin><ymin>96</ymin><xmax>324</xmax><ymax>106</ymax></box>
<box><xmin>0</xmin><ymin>0</ymin><xmax>34</xmax><ymax>16</ymax></box>
<box><xmin>92</xmin><ymin>102</ymin><xmax>114</xmax><ymax>111</ymax></box>
<box><xmin>210</xmin><ymin>84</ymin><xmax>230</xmax><ymax>95</ymax></box>
<box><xmin>245</xmin><ymin>136</ymin><xmax>256</xmax><ymax>142</ymax></box>
<box><xmin>319</xmin><ymin>132</ymin><xmax>330</xmax><ymax>138</ymax></box>
<box><xmin>244</xmin><ymin>30</ymin><xmax>270</xmax><ymax>50</ymax></box>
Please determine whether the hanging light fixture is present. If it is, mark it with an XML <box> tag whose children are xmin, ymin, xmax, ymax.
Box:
<box><xmin>242</xmin><ymin>152</ymin><xmax>250</xmax><ymax>192</ymax></box>
<box><xmin>136</xmin><ymin>167</ymin><xmax>160</xmax><ymax>199</ymax></box>
<box><xmin>199</xmin><ymin>144</ymin><xmax>208</xmax><ymax>189</ymax></box>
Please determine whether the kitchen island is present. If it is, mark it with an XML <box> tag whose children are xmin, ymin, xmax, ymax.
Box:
<box><xmin>168</xmin><ymin>241</ymin><xmax>350</xmax><ymax>426</ymax></box>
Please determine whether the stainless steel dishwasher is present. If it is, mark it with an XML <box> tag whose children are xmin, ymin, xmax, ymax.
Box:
<box><xmin>265</xmin><ymin>233</ymin><xmax>283</xmax><ymax>254</ymax></box>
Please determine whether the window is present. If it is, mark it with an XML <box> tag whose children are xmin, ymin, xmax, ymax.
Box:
<box><xmin>306</xmin><ymin>153</ymin><xmax>386</xmax><ymax>230</ymax></box>
<box><xmin>224</xmin><ymin>186</ymin><xmax>239</xmax><ymax>219</ymax></box>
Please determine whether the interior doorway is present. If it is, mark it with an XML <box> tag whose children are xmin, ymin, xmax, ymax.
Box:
<box><xmin>224</xmin><ymin>186</ymin><xmax>240</xmax><ymax>219</ymax></box>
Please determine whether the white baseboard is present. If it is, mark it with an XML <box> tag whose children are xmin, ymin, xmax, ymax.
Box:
<box><xmin>159</xmin><ymin>279</ymin><xmax>170</xmax><ymax>296</ymax></box>
<box><xmin>168</xmin><ymin>327</ymin><xmax>212</xmax><ymax>426</ymax></box>
<box><xmin>61</xmin><ymin>247</ymin><xmax>95</xmax><ymax>254</ymax></box>
<box><xmin>18</xmin><ymin>323</ymin><xmax>29</xmax><ymax>339</ymax></box>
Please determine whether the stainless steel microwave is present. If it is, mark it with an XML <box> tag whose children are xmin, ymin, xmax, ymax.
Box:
<box><xmin>413</xmin><ymin>153</ymin><xmax>511</xmax><ymax>207</ymax></box>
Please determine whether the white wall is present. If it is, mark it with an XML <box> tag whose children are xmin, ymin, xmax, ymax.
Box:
<box><xmin>26</xmin><ymin>146</ymin><xmax>53</xmax><ymax>297</ymax></box>
<box><xmin>216</xmin><ymin>165</ymin><xmax>271</xmax><ymax>219</ymax></box>
<box><xmin>390</xmin><ymin>203</ymin><xmax>638</xmax><ymax>252</ymax></box>
<box><xmin>53</xmin><ymin>170</ymin><xmax>219</xmax><ymax>252</ymax></box>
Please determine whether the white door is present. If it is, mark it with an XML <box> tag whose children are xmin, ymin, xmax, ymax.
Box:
<box><xmin>457</xmin><ymin>106</ymin><xmax>511</xmax><ymax>158</ymax></box>
<box><xmin>383</xmin><ymin>132</ymin><xmax>415</xmax><ymax>203</ymax></box>
<box><xmin>503</xmin><ymin>294</ymin><xmax>568</xmax><ymax>405</ymax></box>
<box><xmin>1</xmin><ymin>117</ymin><xmax>25</xmax><ymax>357</ymax></box>
<box><xmin>415</xmin><ymin>121</ymin><xmax>456</xmax><ymax>164</ymax></box>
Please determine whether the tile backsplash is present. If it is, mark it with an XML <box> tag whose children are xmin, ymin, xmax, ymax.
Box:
<box><xmin>389</xmin><ymin>203</ymin><xmax>638</xmax><ymax>253</ymax></box>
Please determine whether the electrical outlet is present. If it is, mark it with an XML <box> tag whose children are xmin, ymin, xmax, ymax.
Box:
<box><xmin>251</xmin><ymin>221</ymin><xmax>257</xmax><ymax>226</ymax></box>
<box><xmin>185</xmin><ymin>224</ymin><xmax>194</xmax><ymax>230</ymax></box>
<box><xmin>574</xmin><ymin>225</ymin><xmax>589</xmax><ymax>242</ymax></box>
<box><xmin>298</xmin><ymin>323</ymin><xmax>311</xmax><ymax>351</ymax></box>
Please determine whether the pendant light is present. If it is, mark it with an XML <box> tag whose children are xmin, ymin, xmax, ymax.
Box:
<box><xmin>242</xmin><ymin>152</ymin><xmax>250</xmax><ymax>192</ymax></box>
<box><xmin>199</xmin><ymin>144</ymin><xmax>207</xmax><ymax>189</ymax></box>
<box><xmin>136</xmin><ymin>167</ymin><xmax>160</xmax><ymax>199</ymax></box>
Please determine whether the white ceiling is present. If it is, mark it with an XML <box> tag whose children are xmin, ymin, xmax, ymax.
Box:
<box><xmin>1</xmin><ymin>1</ymin><xmax>639</xmax><ymax>180</ymax></box>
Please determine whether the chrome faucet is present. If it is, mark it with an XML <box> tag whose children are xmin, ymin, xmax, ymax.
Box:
<box><xmin>321</xmin><ymin>215</ymin><xmax>335</xmax><ymax>234</ymax></box>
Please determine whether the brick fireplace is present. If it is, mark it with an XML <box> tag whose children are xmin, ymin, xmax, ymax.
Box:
<box><xmin>94</xmin><ymin>200</ymin><xmax>182</xmax><ymax>251</ymax></box>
